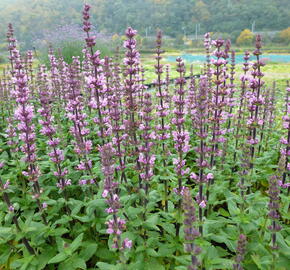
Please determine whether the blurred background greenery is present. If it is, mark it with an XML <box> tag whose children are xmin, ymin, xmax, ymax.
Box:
<box><xmin>0</xmin><ymin>0</ymin><xmax>290</xmax><ymax>70</ymax></box>
<box><xmin>0</xmin><ymin>0</ymin><xmax>290</xmax><ymax>48</ymax></box>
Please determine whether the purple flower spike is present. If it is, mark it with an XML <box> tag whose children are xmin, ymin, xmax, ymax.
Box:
<box><xmin>100</xmin><ymin>143</ymin><xmax>131</xmax><ymax>251</ymax></box>
<box><xmin>233</xmin><ymin>234</ymin><xmax>247</xmax><ymax>270</ymax></box>
<box><xmin>268</xmin><ymin>175</ymin><xmax>281</xmax><ymax>250</ymax></box>
<box><xmin>182</xmin><ymin>187</ymin><xmax>201</xmax><ymax>270</ymax></box>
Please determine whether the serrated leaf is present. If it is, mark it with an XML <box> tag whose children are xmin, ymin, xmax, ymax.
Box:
<box><xmin>158</xmin><ymin>245</ymin><xmax>175</xmax><ymax>257</ymax></box>
<box><xmin>144</xmin><ymin>214</ymin><xmax>159</xmax><ymax>231</ymax></box>
<box><xmin>146</xmin><ymin>248</ymin><xmax>159</xmax><ymax>257</ymax></box>
<box><xmin>161</xmin><ymin>223</ymin><xmax>175</xmax><ymax>236</ymax></box>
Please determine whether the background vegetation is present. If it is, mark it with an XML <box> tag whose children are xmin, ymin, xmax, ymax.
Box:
<box><xmin>0</xmin><ymin>0</ymin><xmax>290</xmax><ymax>50</ymax></box>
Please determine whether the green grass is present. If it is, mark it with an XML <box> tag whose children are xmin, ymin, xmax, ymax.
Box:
<box><xmin>1</xmin><ymin>49</ymin><xmax>289</xmax><ymax>87</ymax></box>
<box><xmin>141</xmin><ymin>51</ymin><xmax>290</xmax><ymax>85</ymax></box>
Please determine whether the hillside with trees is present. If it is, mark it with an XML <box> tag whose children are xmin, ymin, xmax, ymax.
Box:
<box><xmin>0</xmin><ymin>0</ymin><xmax>289</xmax><ymax>48</ymax></box>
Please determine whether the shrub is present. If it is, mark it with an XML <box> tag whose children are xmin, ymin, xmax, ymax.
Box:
<box><xmin>39</xmin><ymin>39</ymin><xmax>113</xmax><ymax>66</ymax></box>
<box><xmin>280</xmin><ymin>27</ymin><xmax>290</xmax><ymax>44</ymax></box>
<box><xmin>236</xmin><ymin>29</ymin><xmax>254</xmax><ymax>46</ymax></box>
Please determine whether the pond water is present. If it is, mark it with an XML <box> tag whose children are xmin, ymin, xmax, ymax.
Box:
<box><xmin>166</xmin><ymin>54</ymin><xmax>290</xmax><ymax>64</ymax></box>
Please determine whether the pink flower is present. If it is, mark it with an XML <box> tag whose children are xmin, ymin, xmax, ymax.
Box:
<box><xmin>3</xmin><ymin>180</ymin><xmax>10</xmax><ymax>189</ymax></box>
<box><xmin>79</xmin><ymin>179</ymin><xmax>87</xmax><ymax>185</ymax></box>
<box><xmin>190</xmin><ymin>172</ymin><xmax>198</xmax><ymax>180</ymax></box>
<box><xmin>122</xmin><ymin>238</ymin><xmax>132</xmax><ymax>249</ymax></box>
<box><xmin>206</xmin><ymin>173</ymin><xmax>214</xmax><ymax>180</ymax></box>
<box><xmin>102</xmin><ymin>189</ymin><xmax>109</xmax><ymax>198</ymax></box>
<box><xmin>199</xmin><ymin>200</ymin><xmax>207</xmax><ymax>208</ymax></box>
<box><xmin>280</xmin><ymin>138</ymin><xmax>288</xmax><ymax>145</ymax></box>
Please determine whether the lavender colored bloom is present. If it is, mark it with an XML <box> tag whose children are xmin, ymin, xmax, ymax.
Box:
<box><xmin>173</xmin><ymin>58</ymin><xmax>190</xmax><ymax>192</ymax></box>
<box><xmin>246</xmin><ymin>35</ymin><xmax>265</xmax><ymax>169</ymax></box>
<box><xmin>37</xmin><ymin>65</ymin><xmax>69</xmax><ymax>193</ymax></box>
<box><xmin>190</xmin><ymin>77</ymin><xmax>211</xmax><ymax>234</ymax></box>
<box><xmin>100</xmin><ymin>143</ymin><xmax>131</xmax><ymax>251</ymax></box>
<box><xmin>209</xmin><ymin>38</ymin><xmax>230</xmax><ymax>168</ymax></box>
<box><xmin>233</xmin><ymin>234</ymin><xmax>247</xmax><ymax>270</ymax></box>
<box><xmin>66</xmin><ymin>60</ymin><xmax>95</xmax><ymax>185</ymax></box>
<box><xmin>11</xmin><ymin>42</ymin><xmax>43</xmax><ymax>202</ymax></box>
<box><xmin>281</xmin><ymin>87</ymin><xmax>290</xmax><ymax>185</ymax></box>
<box><xmin>106</xmin><ymin>217</ymin><xmax>126</xmax><ymax>235</ymax></box>
<box><xmin>108</xmin><ymin>72</ymin><xmax>127</xmax><ymax>182</ymax></box>
<box><xmin>226</xmin><ymin>50</ymin><xmax>237</xmax><ymax>131</ymax></box>
<box><xmin>138</xmin><ymin>92</ymin><xmax>155</xmax><ymax>190</ymax></box>
<box><xmin>204</xmin><ymin>32</ymin><xmax>212</xmax><ymax>79</ymax></box>
<box><xmin>154</xmin><ymin>30</ymin><xmax>170</xmax><ymax>142</ymax></box>
<box><xmin>123</xmin><ymin>27</ymin><xmax>140</xmax><ymax>148</ymax></box>
<box><xmin>122</xmin><ymin>238</ymin><xmax>132</xmax><ymax>249</ymax></box>
<box><xmin>233</xmin><ymin>50</ymin><xmax>251</xmax><ymax>162</ymax></box>
<box><xmin>268</xmin><ymin>175</ymin><xmax>281</xmax><ymax>250</ymax></box>
<box><xmin>122</xmin><ymin>27</ymin><xmax>143</xmax><ymax>188</ymax></box>
<box><xmin>3</xmin><ymin>180</ymin><xmax>10</xmax><ymax>190</ymax></box>
<box><xmin>7</xmin><ymin>23</ymin><xmax>17</xmax><ymax>76</ymax></box>
<box><xmin>82</xmin><ymin>4</ymin><xmax>106</xmax><ymax>143</ymax></box>
<box><xmin>182</xmin><ymin>187</ymin><xmax>201</xmax><ymax>270</ymax></box>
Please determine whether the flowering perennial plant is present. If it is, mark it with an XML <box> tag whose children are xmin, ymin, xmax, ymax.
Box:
<box><xmin>0</xmin><ymin>5</ymin><xmax>288</xmax><ymax>269</ymax></box>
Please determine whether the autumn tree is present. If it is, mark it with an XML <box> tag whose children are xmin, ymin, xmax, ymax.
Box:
<box><xmin>280</xmin><ymin>27</ymin><xmax>290</xmax><ymax>44</ymax></box>
<box><xmin>236</xmin><ymin>29</ymin><xmax>254</xmax><ymax>46</ymax></box>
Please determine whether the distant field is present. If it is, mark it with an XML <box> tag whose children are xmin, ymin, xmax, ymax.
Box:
<box><xmin>140</xmin><ymin>51</ymin><xmax>290</xmax><ymax>84</ymax></box>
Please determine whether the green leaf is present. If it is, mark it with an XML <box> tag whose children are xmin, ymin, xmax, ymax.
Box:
<box><xmin>53</xmin><ymin>216</ymin><xmax>72</xmax><ymax>226</ymax></box>
<box><xmin>210</xmin><ymin>258</ymin><xmax>234</xmax><ymax>268</ymax></box>
<box><xmin>96</xmin><ymin>262</ymin><xmax>117</xmax><ymax>270</ymax></box>
<box><xmin>227</xmin><ymin>200</ymin><xmax>240</xmax><ymax>215</ymax></box>
<box><xmin>51</xmin><ymin>227</ymin><xmax>69</xmax><ymax>237</ymax></box>
<box><xmin>0</xmin><ymin>248</ymin><xmax>11</xmax><ymax>265</ymax></box>
<box><xmin>58</xmin><ymin>255</ymin><xmax>87</xmax><ymax>270</ymax></box>
<box><xmin>10</xmin><ymin>255</ymin><xmax>35</xmax><ymax>270</ymax></box>
<box><xmin>48</xmin><ymin>253</ymin><xmax>68</xmax><ymax>264</ymax></box>
<box><xmin>72</xmin><ymin>215</ymin><xmax>92</xmax><ymax>223</ymax></box>
<box><xmin>173</xmin><ymin>255</ymin><xmax>191</xmax><ymax>265</ymax></box>
<box><xmin>161</xmin><ymin>223</ymin><xmax>175</xmax><ymax>236</ymax></box>
<box><xmin>0</xmin><ymin>226</ymin><xmax>12</xmax><ymax>237</ymax></box>
<box><xmin>251</xmin><ymin>254</ymin><xmax>262</xmax><ymax>269</ymax></box>
<box><xmin>70</xmin><ymin>257</ymin><xmax>87</xmax><ymax>270</ymax></box>
<box><xmin>146</xmin><ymin>248</ymin><xmax>159</xmax><ymax>257</ymax></box>
<box><xmin>70</xmin><ymin>200</ymin><xmax>84</xmax><ymax>215</ymax></box>
<box><xmin>35</xmin><ymin>247</ymin><xmax>56</xmax><ymax>270</ymax></box>
<box><xmin>127</xmin><ymin>206</ymin><xmax>142</xmax><ymax>217</ymax></box>
<box><xmin>96</xmin><ymin>247</ymin><xmax>116</xmax><ymax>260</ymax></box>
<box><xmin>218</xmin><ymin>208</ymin><xmax>230</xmax><ymax>217</ymax></box>
<box><xmin>70</xmin><ymin>233</ymin><xmax>83</xmax><ymax>253</ymax></box>
<box><xmin>144</xmin><ymin>258</ymin><xmax>165</xmax><ymax>270</ymax></box>
<box><xmin>79</xmin><ymin>243</ymin><xmax>98</xmax><ymax>261</ymax></box>
<box><xmin>144</xmin><ymin>214</ymin><xmax>159</xmax><ymax>231</ymax></box>
<box><xmin>210</xmin><ymin>234</ymin><xmax>235</xmax><ymax>252</ymax></box>
<box><xmin>158</xmin><ymin>245</ymin><xmax>175</xmax><ymax>257</ymax></box>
